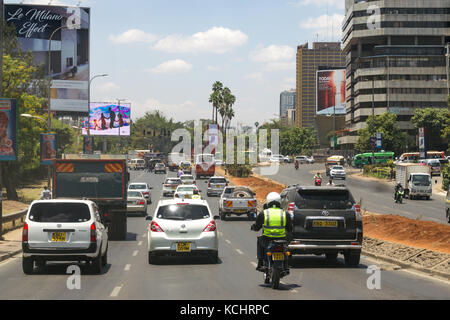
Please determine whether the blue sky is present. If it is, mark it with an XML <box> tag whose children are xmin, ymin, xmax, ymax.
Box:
<box><xmin>6</xmin><ymin>0</ymin><xmax>346</xmax><ymax>126</ymax></box>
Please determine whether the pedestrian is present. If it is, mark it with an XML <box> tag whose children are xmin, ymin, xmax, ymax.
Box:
<box><xmin>40</xmin><ymin>186</ymin><xmax>52</xmax><ymax>200</ymax></box>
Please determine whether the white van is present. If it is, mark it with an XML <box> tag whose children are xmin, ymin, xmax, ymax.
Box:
<box><xmin>129</xmin><ymin>158</ymin><xmax>146</xmax><ymax>170</ymax></box>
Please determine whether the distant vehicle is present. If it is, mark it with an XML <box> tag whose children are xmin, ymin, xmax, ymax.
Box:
<box><xmin>162</xmin><ymin>177</ymin><xmax>182</xmax><ymax>197</ymax></box>
<box><xmin>280</xmin><ymin>186</ymin><xmax>362</xmax><ymax>267</ymax></box>
<box><xmin>168</xmin><ymin>153</ymin><xmax>189</xmax><ymax>172</ymax></box>
<box><xmin>206</xmin><ymin>176</ymin><xmax>228</xmax><ymax>197</ymax></box>
<box><xmin>419</xmin><ymin>159</ymin><xmax>441</xmax><ymax>176</ymax></box>
<box><xmin>127</xmin><ymin>191</ymin><xmax>148</xmax><ymax>216</ymax></box>
<box><xmin>325</xmin><ymin>156</ymin><xmax>345</xmax><ymax>176</ymax></box>
<box><xmin>330</xmin><ymin>165</ymin><xmax>346</xmax><ymax>180</ymax></box>
<box><xmin>179</xmin><ymin>174</ymin><xmax>196</xmax><ymax>185</ymax></box>
<box><xmin>22</xmin><ymin>200</ymin><xmax>108</xmax><ymax>274</ymax></box>
<box><xmin>219</xmin><ymin>186</ymin><xmax>257</xmax><ymax>221</ymax></box>
<box><xmin>259</xmin><ymin>148</ymin><xmax>272</xmax><ymax>162</ymax></box>
<box><xmin>195</xmin><ymin>153</ymin><xmax>215</xmax><ymax>179</ymax></box>
<box><xmin>128</xmin><ymin>183</ymin><xmax>153</xmax><ymax>204</ymax></box>
<box><xmin>283</xmin><ymin>156</ymin><xmax>292</xmax><ymax>163</ymax></box>
<box><xmin>146</xmin><ymin>198</ymin><xmax>219</xmax><ymax>264</ymax></box>
<box><xmin>129</xmin><ymin>158</ymin><xmax>146</xmax><ymax>170</ymax></box>
<box><xmin>154</xmin><ymin>163</ymin><xmax>167</xmax><ymax>174</ymax></box>
<box><xmin>179</xmin><ymin>161</ymin><xmax>192</xmax><ymax>174</ymax></box>
<box><xmin>306</xmin><ymin>156</ymin><xmax>315</xmax><ymax>164</ymax></box>
<box><xmin>352</xmin><ymin>152</ymin><xmax>394</xmax><ymax>168</ymax></box>
<box><xmin>395</xmin><ymin>163</ymin><xmax>432</xmax><ymax>200</ymax></box>
<box><xmin>399</xmin><ymin>151</ymin><xmax>445</xmax><ymax>163</ymax></box>
<box><xmin>270</xmin><ymin>154</ymin><xmax>284</xmax><ymax>163</ymax></box>
<box><xmin>294</xmin><ymin>156</ymin><xmax>312</xmax><ymax>164</ymax></box>
<box><xmin>174</xmin><ymin>184</ymin><xmax>200</xmax><ymax>199</ymax></box>
<box><xmin>446</xmin><ymin>190</ymin><xmax>450</xmax><ymax>223</ymax></box>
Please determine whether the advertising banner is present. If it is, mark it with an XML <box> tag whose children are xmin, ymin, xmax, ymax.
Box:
<box><xmin>82</xmin><ymin>103</ymin><xmax>131</xmax><ymax>136</ymax></box>
<box><xmin>83</xmin><ymin>136</ymin><xmax>94</xmax><ymax>154</ymax></box>
<box><xmin>0</xmin><ymin>99</ymin><xmax>17</xmax><ymax>161</ymax></box>
<box><xmin>40</xmin><ymin>133</ymin><xmax>57</xmax><ymax>165</ymax></box>
<box><xmin>4</xmin><ymin>4</ymin><xmax>90</xmax><ymax>113</ymax></box>
<box><xmin>316</xmin><ymin>69</ymin><xmax>346</xmax><ymax>115</ymax></box>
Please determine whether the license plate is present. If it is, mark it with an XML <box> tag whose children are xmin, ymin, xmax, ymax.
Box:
<box><xmin>235</xmin><ymin>209</ymin><xmax>246</xmax><ymax>213</ymax></box>
<box><xmin>272</xmin><ymin>252</ymin><xmax>284</xmax><ymax>261</ymax></box>
<box><xmin>176</xmin><ymin>242</ymin><xmax>191</xmax><ymax>252</ymax></box>
<box><xmin>313</xmin><ymin>220</ymin><xmax>338</xmax><ymax>227</ymax></box>
<box><xmin>172</xmin><ymin>186</ymin><xmax>176</xmax><ymax>189</ymax></box>
<box><xmin>51</xmin><ymin>232</ymin><xmax>66</xmax><ymax>242</ymax></box>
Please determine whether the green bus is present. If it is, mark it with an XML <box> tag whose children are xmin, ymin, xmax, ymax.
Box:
<box><xmin>352</xmin><ymin>152</ymin><xmax>394</xmax><ymax>168</ymax></box>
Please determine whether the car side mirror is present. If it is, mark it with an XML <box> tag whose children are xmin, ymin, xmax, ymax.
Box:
<box><xmin>146</xmin><ymin>216</ymin><xmax>153</xmax><ymax>221</ymax></box>
<box><xmin>213</xmin><ymin>215</ymin><xmax>220</xmax><ymax>220</ymax></box>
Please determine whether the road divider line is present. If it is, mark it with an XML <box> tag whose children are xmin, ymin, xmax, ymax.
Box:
<box><xmin>110</xmin><ymin>285</ymin><xmax>122</xmax><ymax>297</ymax></box>
<box><xmin>124</xmin><ymin>264</ymin><xmax>131</xmax><ymax>271</ymax></box>
<box><xmin>132</xmin><ymin>250</ymin><xmax>139</xmax><ymax>256</ymax></box>
<box><xmin>236</xmin><ymin>249</ymin><xmax>244</xmax><ymax>255</ymax></box>
<box><xmin>138</xmin><ymin>241</ymin><xmax>143</xmax><ymax>246</ymax></box>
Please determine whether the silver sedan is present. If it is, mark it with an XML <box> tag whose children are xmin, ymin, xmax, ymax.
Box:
<box><xmin>127</xmin><ymin>191</ymin><xmax>148</xmax><ymax>216</ymax></box>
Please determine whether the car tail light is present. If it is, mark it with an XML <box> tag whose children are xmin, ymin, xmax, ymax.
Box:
<box><xmin>143</xmin><ymin>192</ymin><xmax>149</xmax><ymax>195</ymax></box>
<box><xmin>354</xmin><ymin>204</ymin><xmax>362</xmax><ymax>221</ymax></box>
<box><xmin>288</xmin><ymin>202</ymin><xmax>295</xmax><ymax>215</ymax></box>
<box><xmin>150</xmin><ymin>221</ymin><xmax>164</xmax><ymax>232</ymax></box>
<box><xmin>22</xmin><ymin>223</ymin><xmax>28</xmax><ymax>242</ymax></box>
<box><xmin>90</xmin><ymin>223</ymin><xmax>97</xmax><ymax>242</ymax></box>
<box><xmin>203</xmin><ymin>220</ymin><xmax>216</xmax><ymax>232</ymax></box>
<box><xmin>164</xmin><ymin>184</ymin><xmax>170</xmax><ymax>188</ymax></box>
<box><xmin>138</xmin><ymin>200</ymin><xmax>145</xmax><ymax>205</ymax></box>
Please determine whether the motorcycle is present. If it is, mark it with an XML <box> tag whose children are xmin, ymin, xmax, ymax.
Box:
<box><xmin>314</xmin><ymin>178</ymin><xmax>322</xmax><ymax>186</ymax></box>
<box><xmin>395</xmin><ymin>189</ymin><xmax>404</xmax><ymax>204</ymax></box>
<box><xmin>262</xmin><ymin>240</ymin><xmax>290</xmax><ymax>289</ymax></box>
<box><xmin>294</xmin><ymin>162</ymin><xmax>299</xmax><ymax>170</ymax></box>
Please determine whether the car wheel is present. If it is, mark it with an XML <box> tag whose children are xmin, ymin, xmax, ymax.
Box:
<box><xmin>344</xmin><ymin>251</ymin><xmax>361</xmax><ymax>267</ymax></box>
<box><xmin>22</xmin><ymin>257</ymin><xmax>34</xmax><ymax>274</ymax></box>
<box><xmin>426</xmin><ymin>196</ymin><xmax>430</xmax><ymax>200</ymax></box>
<box><xmin>325</xmin><ymin>253</ymin><xmax>338</xmax><ymax>262</ymax></box>
<box><xmin>101</xmin><ymin>245</ymin><xmax>108</xmax><ymax>267</ymax></box>
<box><xmin>35</xmin><ymin>259</ymin><xmax>46</xmax><ymax>270</ymax></box>
<box><xmin>148</xmin><ymin>252</ymin><xmax>158</xmax><ymax>264</ymax></box>
<box><xmin>220</xmin><ymin>211</ymin><xmax>226</xmax><ymax>221</ymax></box>
<box><xmin>91</xmin><ymin>250</ymin><xmax>103</xmax><ymax>274</ymax></box>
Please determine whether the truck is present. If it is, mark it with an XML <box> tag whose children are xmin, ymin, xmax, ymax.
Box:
<box><xmin>395</xmin><ymin>163</ymin><xmax>432</xmax><ymax>200</ymax></box>
<box><xmin>52</xmin><ymin>159</ymin><xmax>129</xmax><ymax>240</ymax></box>
<box><xmin>219</xmin><ymin>186</ymin><xmax>257</xmax><ymax>221</ymax></box>
<box><xmin>195</xmin><ymin>153</ymin><xmax>215</xmax><ymax>179</ymax></box>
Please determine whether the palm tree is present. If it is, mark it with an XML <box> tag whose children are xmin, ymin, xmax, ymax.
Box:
<box><xmin>221</xmin><ymin>87</ymin><xmax>235</xmax><ymax>131</ymax></box>
<box><xmin>224</xmin><ymin>105</ymin><xmax>235</xmax><ymax>130</ymax></box>
<box><xmin>209</xmin><ymin>81</ymin><xmax>223</xmax><ymax>123</ymax></box>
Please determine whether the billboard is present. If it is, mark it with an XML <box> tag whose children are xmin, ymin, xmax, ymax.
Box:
<box><xmin>0</xmin><ymin>99</ymin><xmax>17</xmax><ymax>161</ymax></box>
<box><xmin>4</xmin><ymin>4</ymin><xmax>90</xmax><ymax>113</ymax></box>
<box><xmin>83</xmin><ymin>136</ymin><xmax>94</xmax><ymax>154</ymax></box>
<box><xmin>316</xmin><ymin>69</ymin><xmax>346</xmax><ymax>115</ymax></box>
<box><xmin>82</xmin><ymin>103</ymin><xmax>131</xmax><ymax>136</ymax></box>
<box><xmin>40</xmin><ymin>133</ymin><xmax>57</xmax><ymax>165</ymax></box>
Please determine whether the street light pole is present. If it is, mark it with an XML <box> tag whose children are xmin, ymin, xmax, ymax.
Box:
<box><xmin>88</xmin><ymin>74</ymin><xmax>108</xmax><ymax>136</ymax></box>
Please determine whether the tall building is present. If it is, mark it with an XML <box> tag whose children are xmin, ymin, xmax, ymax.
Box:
<box><xmin>341</xmin><ymin>0</ymin><xmax>450</xmax><ymax>147</ymax></box>
<box><xmin>296</xmin><ymin>42</ymin><xmax>345</xmax><ymax>128</ymax></box>
<box><xmin>279</xmin><ymin>89</ymin><xmax>296</xmax><ymax>118</ymax></box>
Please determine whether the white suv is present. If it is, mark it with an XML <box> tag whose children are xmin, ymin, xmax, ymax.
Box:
<box><xmin>22</xmin><ymin>200</ymin><xmax>108</xmax><ymax>274</ymax></box>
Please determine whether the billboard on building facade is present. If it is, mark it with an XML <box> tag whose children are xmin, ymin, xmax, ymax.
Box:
<box><xmin>82</xmin><ymin>103</ymin><xmax>131</xmax><ymax>136</ymax></box>
<box><xmin>316</xmin><ymin>69</ymin><xmax>346</xmax><ymax>115</ymax></box>
<box><xmin>40</xmin><ymin>133</ymin><xmax>57</xmax><ymax>165</ymax></box>
<box><xmin>4</xmin><ymin>4</ymin><xmax>90</xmax><ymax>113</ymax></box>
<box><xmin>0</xmin><ymin>99</ymin><xmax>17</xmax><ymax>161</ymax></box>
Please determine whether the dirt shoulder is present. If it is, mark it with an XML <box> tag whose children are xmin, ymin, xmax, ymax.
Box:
<box><xmin>2</xmin><ymin>200</ymin><xmax>29</xmax><ymax>215</ymax></box>
<box><xmin>217</xmin><ymin>167</ymin><xmax>450</xmax><ymax>255</ymax></box>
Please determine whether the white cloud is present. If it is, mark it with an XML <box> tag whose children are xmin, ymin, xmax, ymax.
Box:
<box><xmin>97</xmin><ymin>82</ymin><xmax>120</xmax><ymax>92</ymax></box>
<box><xmin>250</xmin><ymin>45</ymin><xmax>295</xmax><ymax>63</ymax></box>
<box><xmin>109</xmin><ymin>29</ymin><xmax>158</xmax><ymax>44</ymax></box>
<box><xmin>207</xmin><ymin>65</ymin><xmax>223</xmax><ymax>72</ymax></box>
<box><xmin>152</xmin><ymin>27</ymin><xmax>248</xmax><ymax>54</ymax></box>
<box><xmin>300</xmin><ymin>13</ymin><xmax>345</xmax><ymax>40</ymax></box>
<box><xmin>263</xmin><ymin>62</ymin><xmax>295</xmax><ymax>72</ymax></box>
<box><xmin>148</xmin><ymin>59</ymin><xmax>193</xmax><ymax>74</ymax></box>
<box><xmin>132</xmin><ymin>98</ymin><xmax>202</xmax><ymax>122</ymax></box>
<box><xmin>289</xmin><ymin>0</ymin><xmax>345</xmax><ymax>9</ymax></box>
<box><xmin>281</xmin><ymin>77</ymin><xmax>296</xmax><ymax>90</ymax></box>
<box><xmin>244</xmin><ymin>72</ymin><xmax>265</xmax><ymax>81</ymax></box>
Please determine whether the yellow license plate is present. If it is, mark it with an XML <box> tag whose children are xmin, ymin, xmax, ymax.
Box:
<box><xmin>51</xmin><ymin>232</ymin><xmax>66</xmax><ymax>242</ymax></box>
<box><xmin>272</xmin><ymin>252</ymin><xmax>284</xmax><ymax>261</ymax></box>
<box><xmin>313</xmin><ymin>220</ymin><xmax>338</xmax><ymax>227</ymax></box>
<box><xmin>235</xmin><ymin>209</ymin><xmax>246</xmax><ymax>213</ymax></box>
<box><xmin>176</xmin><ymin>242</ymin><xmax>191</xmax><ymax>252</ymax></box>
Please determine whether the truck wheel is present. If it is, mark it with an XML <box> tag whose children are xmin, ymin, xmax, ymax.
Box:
<box><xmin>426</xmin><ymin>196</ymin><xmax>430</xmax><ymax>200</ymax></box>
<box><xmin>22</xmin><ymin>257</ymin><xmax>34</xmax><ymax>275</ymax></box>
<box><xmin>344</xmin><ymin>251</ymin><xmax>360</xmax><ymax>267</ymax></box>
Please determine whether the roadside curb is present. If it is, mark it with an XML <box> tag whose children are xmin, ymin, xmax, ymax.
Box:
<box><xmin>0</xmin><ymin>248</ymin><xmax>22</xmax><ymax>263</ymax></box>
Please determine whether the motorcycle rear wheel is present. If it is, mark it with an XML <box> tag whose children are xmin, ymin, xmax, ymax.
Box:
<box><xmin>271</xmin><ymin>268</ymin><xmax>280</xmax><ymax>289</ymax></box>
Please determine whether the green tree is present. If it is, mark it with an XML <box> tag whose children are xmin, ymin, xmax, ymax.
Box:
<box><xmin>355</xmin><ymin>113</ymin><xmax>409</xmax><ymax>155</ymax></box>
<box><xmin>208</xmin><ymin>81</ymin><xmax>223</xmax><ymax>124</ymax></box>
<box><xmin>411</xmin><ymin>108</ymin><xmax>449</xmax><ymax>151</ymax></box>
<box><xmin>280</xmin><ymin>127</ymin><xmax>317</xmax><ymax>156</ymax></box>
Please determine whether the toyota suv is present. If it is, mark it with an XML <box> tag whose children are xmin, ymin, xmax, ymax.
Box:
<box><xmin>280</xmin><ymin>186</ymin><xmax>362</xmax><ymax>267</ymax></box>
<box><xmin>22</xmin><ymin>200</ymin><xmax>109</xmax><ymax>274</ymax></box>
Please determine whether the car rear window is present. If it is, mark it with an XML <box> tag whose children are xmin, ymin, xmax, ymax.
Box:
<box><xmin>166</xmin><ymin>179</ymin><xmax>181</xmax><ymax>184</ymax></box>
<box><xmin>181</xmin><ymin>175</ymin><xmax>194</xmax><ymax>180</ymax></box>
<box><xmin>129</xmin><ymin>184</ymin><xmax>146</xmax><ymax>190</ymax></box>
<box><xmin>210</xmin><ymin>178</ymin><xmax>226</xmax><ymax>184</ymax></box>
<box><xmin>177</xmin><ymin>186</ymin><xmax>195</xmax><ymax>192</ymax></box>
<box><xmin>128</xmin><ymin>191</ymin><xmax>143</xmax><ymax>197</ymax></box>
<box><xmin>29</xmin><ymin>203</ymin><xmax>91</xmax><ymax>223</ymax></box>
<box><xmin>156</xmin><ymin>204</ymin><xmax>210</xmax><ymax>220</ymax></box>
<box><xmin>295</xmin><ymin>189</ymin><xmax>355</xmax><ymax>210</ymax></box>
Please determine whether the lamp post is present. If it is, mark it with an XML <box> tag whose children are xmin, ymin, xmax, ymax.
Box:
<box><xmin>88</xmin><ymin>74</ymin><xmax>108</xmax><ymax>136</ymax></box>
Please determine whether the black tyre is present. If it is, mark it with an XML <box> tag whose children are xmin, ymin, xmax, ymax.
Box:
<box><xmin>101</xmin><ymin>245</ymin><xmax>108</xmax><ymax>267</ymax></box>
<box><xmin>91</xmin><ymin>251</ymin><xmax>103</xmax><ymax>274</ymax></box>
<box><xmin>271</xmin><ymin>268</ymin><xmax>280</xmax><ymax>289</ymax></box>
<box><xmin>426</xmin><ymin>196</ymin><xmax>430</xmax><ymax>200</ymax></box>
<box><xmin>446</xmin><ymin>209</ymin><xmax>450</xmax><ymax>223</ymax></box>
<box><xmin>35</xmin><ymin>259</ymin><xmax>46</xmax><ymax>270</ymax></box>
<box><xmin>325</xmin><ymin>252</ymin><xmax>338</xmax><ymax>262</ymax></box>
<box><xmin>210</xmin><ymin>251</ymin><xmax>219</xmax><ymax>264</ymax></box>
<box><xmin>22</xmin><ymin>257</ymin><xmax>34</xmax><ymax>275</ymax></box>
<box><xmin>264</xmin><ymin>272</ymin><xmax>271</xmax><ymax>284</ymax></box>
<box><xmin>344</xmin><ymin>251</ymin><xmax>361</xmax><ymax>267</ymax></box>
<box><xmin>148</xmin><ymin>252</ymin><xmax>158</xmax><ymax>264</ymax></box>
<box><xmin>247</xmin><ymin>213</ymin><xmax>255</xmax><ymax>221</ymax></box>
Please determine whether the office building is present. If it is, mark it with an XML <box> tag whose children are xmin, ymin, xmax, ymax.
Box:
<box><xmin>279</xmin><ymin>89</ymin><xmax>296</xmax><ymax>118</ymax></box>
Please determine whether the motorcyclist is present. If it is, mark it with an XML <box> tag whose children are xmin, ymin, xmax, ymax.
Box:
<box><xmin>394</xmin><ymin>183</ymin><xmax>403</xmax><ymax>200</ymax></box>
<box><xmin>251</xmin><ymin>192</ymin><xmax>293</xmax><ymax>272</ymax></box>
<box><xmin>192</xmin><ymin>189</ymin><xmax>201</xmax><ymax>200</ymax></box>
<box><xmin>314</xmin><ymin>172</ymin><xmax>322</xmax><ymax>180</ymax></box>
<box><xmin>40</xmin><ymin>186</ymin><xmax>51</xmax><ymax>200</ymax></box>
<box><xmin>177</xmin><ymin>168</ymin><xmax>184</xmax><ymax>177</ymax></box>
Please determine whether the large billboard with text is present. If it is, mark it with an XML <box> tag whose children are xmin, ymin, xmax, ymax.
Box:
<box><xmin>82</xmin><ymin>103</ymin><xmax>131</xmax><ymax>136</ymax></box>
<box><xmin>316</xmin><ymin>69</ymin><xmax>346</xmax><ymax>115</ymax></box>
<box><xmin>4</xmin><ymin>4</ymin><xmax>90</xmax><ymax>113</ymax></box>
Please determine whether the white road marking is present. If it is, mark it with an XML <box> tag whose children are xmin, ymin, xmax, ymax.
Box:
<box><xmin>138</xmin><ymin>241</ymin><xmax>143</xmax><ymax>246</ymax></box>
<box><xmin>124</xmin><ymin>264</ymin><xmax>131</xmax><ymax>271</ymax></box>
<box><xmin>250</xmin><ymin>261</ymin><xmax>257</xmax><ymax>268</ymax></box>
<box><xmin>132</xmin><ymin>250</ymin><xmax>139</xmax><ymax>256</ymax></box>
<box><xmin>142</xmin><ymin>234</ymin><xmax>146</xmax><ymax>238</ymax></box>
<box><xmin>225</xmin><ymin>239</ymin><xmax>231</xmax><ymax>244</ymax></box>
<box><xmin>218</xmin><ymin>231</ymin><xmax>223</xmax><ymax>236</ymax></box>
<box><xmin>110</xmin><ymin>286</ymin><xmax>122</xmax><ymax>297</ymax></box>
<box><xmin>236</xmin><ymin>249</ymin><xmax>244</xmax><ymax>255</ymax></box>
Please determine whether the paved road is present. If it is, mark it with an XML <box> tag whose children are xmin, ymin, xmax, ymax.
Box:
<box><xmin>256</xmin><ymin>163</ymin><xmax>447</xmax><ymax>224</ymax></box>
<box><xmin>0</xmin><ymin>169</ymin><xmax>449</xmax><ymax>299</ymax></box>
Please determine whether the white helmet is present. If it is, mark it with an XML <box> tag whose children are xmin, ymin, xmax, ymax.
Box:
<box><xmin>266</xmin><ymin>192</ymin><xmax>281</xmax><ymax>205</ymax></box>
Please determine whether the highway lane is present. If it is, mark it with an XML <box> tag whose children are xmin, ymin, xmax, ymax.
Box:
<box><xmin>256</xmin><ymin>163</ymin><xmax>447</xmax><ymax>224</ymax></box>
<box><xmin>0</xmin><ymin>169</ymin><xmax>449</xmax><ymax>299</ymax></box>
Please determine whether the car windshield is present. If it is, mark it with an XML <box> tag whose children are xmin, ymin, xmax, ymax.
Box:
<box><xmin>129</xmin><ymin>184</ymin><xmax>147</xmax><ymax>190</ymax></box>
<box><xmin>156</xmin><ymin>204</ymin><xmax>210</xmax><ymax>220</ymax></box>
<box><xmin>296</xmin><ymin>189</ymin><xmax>355</xmax><ymax>210</ymax></box>
<box><xmin>29</xmin><ymin>203</ymin><xmax>91</xmax><ymax>223</ymax></box>
<box><xmin>128</xmin><ymin>191</ymin><xmax>143</xmax><ymax>198</ymax></box>
<box><xmin>210</xmin><ymin>178</ymin><xmax>226</xmax><ymax>184</ymax></box>
<box><xmin>181</xmin><ymin>176</ymin><xmax>194</xmax><ymax>180</ymax></box>
<box><xmin>412</xmin><ymin>175</ymin><xmax>431</xmax><ymax>186</ymax></box>
<box><xmin>332</xmin><ymin>166</ymin><xmax>344</xmax><ymax>170</ymax></box>
<box><xmin>156</xmin><ymin>164</ymin><xmax>164</xmax><ymax>167</ymax></box>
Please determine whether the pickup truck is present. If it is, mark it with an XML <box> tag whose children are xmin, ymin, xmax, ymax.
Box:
<box><xmin>280</xmin><ymin>186</ymin><xmax>362</xmax><ymax>267</ymax></box>
<box><xmin>219</xmin><ymin>186</ymin><xmax>257</xmax><ymax>221</ymax></box>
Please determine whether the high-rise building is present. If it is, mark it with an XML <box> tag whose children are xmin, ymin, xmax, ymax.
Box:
<box><xmin>341</xmin><ymin>0</ymin><xmax>450</xmax><ymax>147</ymax></box>
<box><xmin>279</xmin><ymin>89</ymin><xmax>296</xmax><ymax>118</ymax></box>
<box><xmin>296</xmin><ymin>42</ymin><xmax>345</xmax><ymax>128</ymax></box>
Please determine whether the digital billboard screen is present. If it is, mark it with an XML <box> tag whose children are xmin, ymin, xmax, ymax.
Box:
<box><xmin>82</xmin><ymin>103</ymin><xmax>131</xmax><ymax>136</ymax></box>
<box><xmin>4</xmin><ymin>4</ymin><xmax>90</xmax><ymax>114</ymax></box>
<box><xmin>316</xmin><ymin>69</ymin><xmax>346</xmax><ymax>115</ymax></box>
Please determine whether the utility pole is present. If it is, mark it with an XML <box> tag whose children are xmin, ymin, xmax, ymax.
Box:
<box><xmin>0</xmin><ymin>0</ymin><xmax>4</xmax><ymax>239</ymax></box>
<box><xmin>446</xmin><ymin>43</ymin><xmax>449</xmax><ymax>96</ymax></box>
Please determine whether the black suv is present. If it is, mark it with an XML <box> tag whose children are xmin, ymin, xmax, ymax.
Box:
<box><xmin>280</xmin><ymin>186</ymin><xmax>363</xmax><ymax>267</ymax></box>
